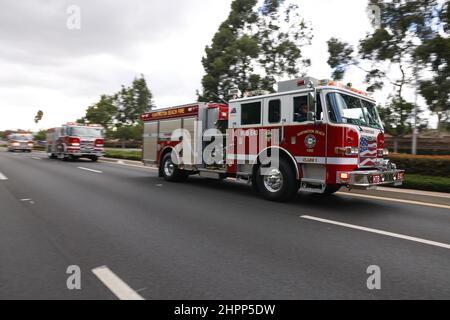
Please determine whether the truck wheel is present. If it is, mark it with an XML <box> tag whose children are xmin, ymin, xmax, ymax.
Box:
<box><xmin>324</xmin><ymin>185</ymin><xmax>341</xmax><ymax>195</ymax></box>
<box><xmin>255</xmin><ymin>157</ymin><xmax>298</xmax><ymax>202</ymax></box>
<box><xmin>161</xmin><ymin>153</ymin><xmax>188</xmax><ymax>182</ymax></box>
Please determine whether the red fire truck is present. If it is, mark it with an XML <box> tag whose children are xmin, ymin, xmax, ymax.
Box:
<box><xmin>141</xmin><ymin>77</ymin><xmax>405</xmax><ymax>202</ymax></box>
<box><xmin>46</xmin><ymin>123</ymin><xmax>105</xmax><ymax>161</ymax></box>
<box><xmin>7</xmin><ymin>132</ymin><xmax>34</xmax><ymax>152</ymax></box>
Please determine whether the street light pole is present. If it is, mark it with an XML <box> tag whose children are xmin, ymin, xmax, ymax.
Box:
<box><xmin>412</xmin><ymin>67</ymin><xmax>418</xmax><ymax>155</ymax></box>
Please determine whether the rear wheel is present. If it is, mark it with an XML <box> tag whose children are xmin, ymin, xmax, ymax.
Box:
<box><xmin>161</xmin><ymin>153</ymin><xmax>188</xmax><ymax>182</ymax></box>
<box><xmin>255</xmin><ymin>157</ymin><xmax>298</xmax><ymax>202</ymax></box>
<box><xmin>90</xmin><ymin>156</ymin><xmax>98</xmax><ymax>162</ymax></box>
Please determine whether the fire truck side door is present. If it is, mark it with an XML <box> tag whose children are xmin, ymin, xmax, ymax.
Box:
<box><xmin>289</xmin><ymin>93</ymin><xmax>327</xmax><ymax>183</ymax></box>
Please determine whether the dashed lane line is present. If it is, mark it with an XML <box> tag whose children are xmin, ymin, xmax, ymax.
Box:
<box><xmin>92</xmin><ymin>266</ymin><xmax>145</xmax><ymax>300</ymax></box>
<box><xmin>301</xmin><ymin>215</ymin><xmax>450</xmax><ymax>250</ymax></box>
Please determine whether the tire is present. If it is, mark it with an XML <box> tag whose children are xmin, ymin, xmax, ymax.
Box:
<box><xmin>160</xmin><ymin>153</ymin><xmax>188</xmax><ymax>182</ymax></box>
<box><xmin>49</xmin><ymin>154</ymin><xmax>57</xmax><ymax>159</ymax></box>
<box><xmin>255</xmin><ymin>157</ymin><xmax>298</xmax><ymax>202</ymax></box>
<box><xmin>90</xmin><ymin>156</ymin><xmax>98</xmax><ymax>162</ymax></box>
<box><xmin>324</xmin><ymin>185</ymin><xmax>342</xmax><ymax>195</ymax></box>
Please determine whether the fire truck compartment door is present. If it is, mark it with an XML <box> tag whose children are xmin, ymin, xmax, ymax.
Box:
<box><xmin>143</xmin><ymin>122</ymin><xmax>158</xmax><ymax>162</ymax></box>
<box><xmin>182</xmin><ymin>117</ymin><xmax>199</xmax><ymax>166</ymax></box>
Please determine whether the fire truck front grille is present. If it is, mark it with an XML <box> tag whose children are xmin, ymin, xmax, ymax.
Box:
<box><xmin>80</xmin><ymin>141</ymin><xmax>95</xmax><ymax>153</ymax></box>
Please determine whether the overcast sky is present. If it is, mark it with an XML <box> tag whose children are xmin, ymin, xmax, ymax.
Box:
<box><xmin>0</xmin><ymin>0</ymin><xmax>425</xmax><ymax>131</ymax></box>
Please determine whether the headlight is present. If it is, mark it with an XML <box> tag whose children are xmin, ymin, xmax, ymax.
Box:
<box><xmin>336</xmin><ymin>147</ymin><xmax>359</xmax><ymax>156</ymax></box>
<box><xmin>378</xmin><ymin>149</ymin><xmax>390</xmax><ymax>157</ymax></box>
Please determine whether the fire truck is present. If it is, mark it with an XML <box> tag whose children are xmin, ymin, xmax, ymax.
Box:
<box><xmin>46</xmin><ymin>123</ymin><xmax>105</xmax><ymax>161</ymax></box>
<box><xmin>7</xmin><ymin>132</ymin><xmax>34</xmax><ymax>152</ymax></box>
<box><xmin>141</xmin><ymin>77</ymin><xmax>405</xmax><ymax>202</ymax></box>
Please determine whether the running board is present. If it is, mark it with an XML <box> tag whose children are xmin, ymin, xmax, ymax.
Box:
<box><xmin>198</xmin><ymin>169</ymin><xmax>227</xmax><ymax>180</ymax></box>
<box><xmin>299</xmin><ymin>178</ymin><xmax>326</xmax><ymax>194</ymax></box>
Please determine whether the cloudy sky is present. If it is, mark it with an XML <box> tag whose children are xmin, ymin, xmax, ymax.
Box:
<box><xmin>0</xmin><ymin>0</ymin><xmax>422</xmax><ymax>131</ymax></box>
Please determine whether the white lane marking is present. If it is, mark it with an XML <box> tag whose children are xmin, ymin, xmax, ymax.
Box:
<box><xmin>77</xmin><ymin>167</ymin><xmax>103</xmax><ymax>174</ymax></box>
<box><xmin>98</xmin><ymin>160</ymin><xmax>158</xmax><ymax>171</ymax></box>
<box><xmin>336</xmin><ymin>192</ymin><xmax>450</xmax><ymax>210</ymax></box>
<box><xmin>20</xmin><ymin>199</ymin><xmax>32</xmax><ymax>202</ymax></box>
<box><xmin>92</xmin><ymin>266</ymin><xmax>145</xmax><ymax>300</ymax></box>
<box><xmin>0</xmin><ymin>172</ymin><xmax>8</xmax><ymax>180</ymax></box>
<box><xmin>301</xmin><ymin>215</ymin><xmax>450</xmax><ymax>250</ymax></box>
<box><xmin>376</xmin><ymin>187</ymin><xmax>450</xmax><ymax>199</ymax></box>
<box><xmin>32</xmin><ymin>157</ymin><xmax>42</xmax><ymax>160</ymax></box>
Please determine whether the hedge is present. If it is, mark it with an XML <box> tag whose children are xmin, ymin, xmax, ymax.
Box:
<box><xmin>388</xmin><ymin>154</ymin><xmax>450</xmax><ymax>177</ymax></box>
<box><xmin>104</xmin><ymin>149</ymin><xmax>142</xmax><ymax>161</ymax></box>
<box><xmin>401</xmin><ymin>174</ymin><xmax>450</xmax><ymax>193</ymax></box>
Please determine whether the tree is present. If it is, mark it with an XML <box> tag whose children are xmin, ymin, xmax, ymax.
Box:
<box><xmin>34</xmin><ymin>130</ymin><xmax>47</xmax><ymax>142</ymax></box>
<box><xmin>326</xmin><ymin>0</ymin><xmax>446</xmax><ymax>147</ymax></box>
<box><xmin>199</xmin><ymin>0</ymin><xmax>312</xmax><ymax>102</ymax></box>
<box><xmin>327</xmin><ymin>38</ymin><xmax>355</xmax><ymax>81</ymax></box>
<box><xmin>78</xmin><ymin>75</ymin><xmax>155</xmax><ymax>145</ymax></box>
<box><xmin>378</xmin><ymin>98</ymin><xmax>413</xmax><ymax>153</ymax></box>
<box><xmin>84</xmin><ymin>95</ymin><xmax>117</xmax><ymax>129</ymax></box>
<box><xmin>115</xmin><ymin>75</ymin><xmax>154</xmax><ymax>126</ymax></box>
<box><xmin>34</xmin><ymin>110</ymin><xmax>44</xmax><ymax>124</ymax></box>
<box><xmin>111</xmin><ymin>124</ymin><xmax>142</xmax><ymax>148</ymax></box>
<box><xmin>112</xmin><ymin>75</ymin><xmax>154</xmax><ymax>146</ymax></box>
<box><xmin>414</xmin><ymin>2</ymin><xmax>450</xmax><ymax>132</ymax></box>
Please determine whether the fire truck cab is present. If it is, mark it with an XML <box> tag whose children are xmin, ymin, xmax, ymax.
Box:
<box><xmin>46</xmin><ymin>123</ymin><xmax>105</xmax><ymax>161</ymax></box>
<box><xmin>141</xmin><ymin>77</ymin><xmax>405</xmax><ymax>202</ymax></box>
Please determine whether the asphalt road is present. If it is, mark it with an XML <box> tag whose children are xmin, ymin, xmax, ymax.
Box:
<box><xmin>0</xmin><ymin>150</ymin><xmax>449</xmax><ymax>300</ymax></box>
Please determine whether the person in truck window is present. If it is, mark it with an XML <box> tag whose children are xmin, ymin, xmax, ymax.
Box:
<box><xmin>294</xmin><ymin>96</ymin><xmax>309</xmax><ymax>123</ymax></box>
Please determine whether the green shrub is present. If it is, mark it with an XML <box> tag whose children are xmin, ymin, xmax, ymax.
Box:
<box><xmin>389</xmin><ymin>154</ymin><xmax>450</xmax><ymax>177</ymax></box>
<box><xmin>402</xmin><ymin>174</ymin><xmax>450</xmax><ymax>193</ymax></box>
<box><xmin>104</xmin><ymin>150</ymin><xmax>142</xmax><ymax>161</ymax></box>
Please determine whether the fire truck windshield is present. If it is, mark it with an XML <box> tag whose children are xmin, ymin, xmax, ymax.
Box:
<box><xmin>10</xmin><ymin>134</ymin><xmax>33</xmax><ymax>141</ymax></box>
<box><xmin>69</xmin><ymin>127</ymin><xmax>103</xmax><ymax>138</ymax></box>
<box><xmin>326</xmin><ymin>92</ymin><xmax>383</xmax><ymax>130</ymax></box>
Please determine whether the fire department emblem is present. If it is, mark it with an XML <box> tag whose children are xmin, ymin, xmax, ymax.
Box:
<box><xmin>304</xmin><ymin>134</ymin><xmax>317</xmax><ymax>149</ymax></box>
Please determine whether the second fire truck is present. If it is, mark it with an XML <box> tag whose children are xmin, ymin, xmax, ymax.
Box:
<box><xmin>141</xmin><ymin>77</ymin><xmax>405</xmax><ymax>202</ymax></box>
<box><xmin>46</xmin><ymin>123</ymin><xmax>105</xmax><ymax>161</ymax></box>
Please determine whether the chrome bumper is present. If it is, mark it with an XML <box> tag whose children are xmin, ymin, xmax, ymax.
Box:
<box><xmin>9</xmin><ymin>146</ymin><xmax>32</xmax><ymax>151</ymax></box>
<box><xmin>68</xmin><ymin>150</ymin><xmax>104</xmax><ymax>157</ymax></box>
<box><xmin>337</xmin><ymin>169</ymin><xmax>405</xmax><ymax>188</ymax></box>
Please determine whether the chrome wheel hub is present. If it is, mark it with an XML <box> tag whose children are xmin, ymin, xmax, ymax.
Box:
<box><xmin>164</xmin><ymin>159</ymin><xmax>175</xmax><ymax>177</ymax></box>
<box><xmin>263</xmin><ymin>168</ymin><xmax>284</xmax><ymax>193</ymax></box>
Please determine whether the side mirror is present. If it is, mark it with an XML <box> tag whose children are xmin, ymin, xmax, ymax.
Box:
<box><xmin>308</xmin><ymin>92</ymin><xmax>317</xmax><ymax>122</ymax></box>
<box><xmin>308</xmin><ymin>92</ymin><xmax>316</xmax><ymax>114</ymax></box>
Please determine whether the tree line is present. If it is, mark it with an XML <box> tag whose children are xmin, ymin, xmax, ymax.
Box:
<box><xmin>198</xmin><ymin>0</ymin><xmax>449</xmax><ymax>144</ymax></box>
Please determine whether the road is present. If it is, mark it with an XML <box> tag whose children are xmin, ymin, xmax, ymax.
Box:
<box><xmin>0</xmin><ymin>150</ymin><xmax>449</xmax><ymax>300</ymax></box>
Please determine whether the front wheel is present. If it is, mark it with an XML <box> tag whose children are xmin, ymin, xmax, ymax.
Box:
<box><xmin>255</xmin><ymin>158</ymin><xmax>298</xmax><ymax>202</ymax></box>
<box><xmin>161</xmin><ymin>153</ymin><xmax>188</xmax><ymax>182</ymax></box>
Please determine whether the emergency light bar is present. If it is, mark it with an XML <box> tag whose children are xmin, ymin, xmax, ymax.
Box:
<box><xmin>278</xmin><ymin>77</ymin><xmax>371</xmax><ymax>98</ymax></box>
